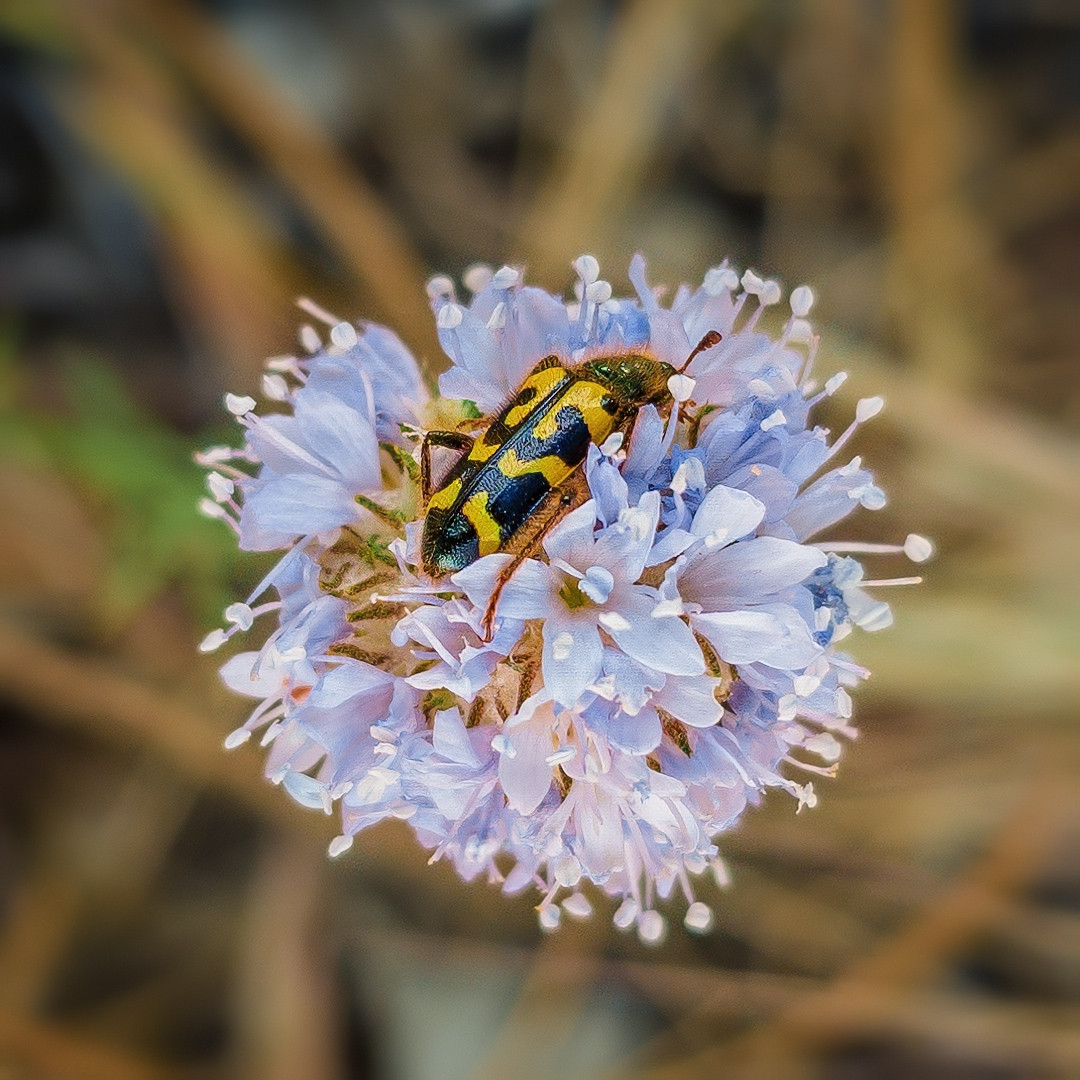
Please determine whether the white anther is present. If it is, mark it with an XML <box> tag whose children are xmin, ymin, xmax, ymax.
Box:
<box><xmin>545</xmin><ymin>747</ymin><xmax>576</xmax><ymax>767</ymax></box>
<box><xmin>198</xmin><ymin>628</ymin><xmax>228</xmax><ymax>653</ymax></box>
<box><xmin>328</xmin><ymin>834</ymin><xmax>353</xmax><ymax>858</ymax></box>
<box><xmin>704</xmin><ymin>527</ymin><xmax>731</xmax><ymax>549</ymax></box>
<box><xmin>262</xmin><ymin>373</ymin><xmax>289</xmax><ymax>401</ymax></box>
<box><xmin>224</xmin><ymin>602</ymin><xmax>254</xmax><ymax>631</ymax></box>
<box><xmin>684</xmin><ymin>902</ymin><xmax>713</xmax><ymax>932</ymax></box>
<box><xmin>491</xmin><ymin>265</ymin><xmax>520</xmax><ymax>289</ymax></box>
<box><xmin>822</xmin><ymin>374</ymin><xmax>847</xmax><ymax>398</ymax></box>
<box><xmin>223</xmin><ymin>728</ymin><xmax>251</xmax><ymax>750</ymax></box>
<box><xmin>651</xmin><ymin>597</ymin><xmax>684</xmax><ymax>618</ymax></box>
<box><xmin>859</xmin><ymin>487</ymin><xmax>887</xmax><ymax>511</ymax></box>
<box><xmin>667</xmin><ymin>373</ymin><xmax>696</xmax><ymax>403</ymax></box>
<box><xmin>618</xmin><ymin>505</ymin><xmax>653</xmax><ymax>542</ymax></box>
<box><xmin>613</xmin><ymin>897</ymin><xmax>639</xmax><ymax>929</ymax></box>
<box><xmin>741</xmin><ymin>269</ymin><xmax>764</xmax><ymax>295</ymax></box>
<box><xmin>760</xmin><ymin>280</ymin><xmax>782</xmax><ymax>306</ymax></box>
<box><xmin>196</xmin><ymin>446</ymin><xmax>233</xmax><ymax>465</ymax></box>
<box><xmin>790</xmin><ymin>285</ymin><xmax>815</xmax><ymax>317</ymax></box>
<box><xmin>198</xmin><ymin>498</ymin><xmax>229</xmax><ymax>520</ymax></box>
<box><xmin>330</xmin><ymin>321</ymin><xmax>358</xmax><ymax>349</ymax></box>
<box><xmin>463</xmin><ymin>264</ymin><xmax>493</xmax><ymax>294</ymax></box>
<box><xmin>793</xmin><ymin>672</ymin><xmax>821</xmax><ymax>697</ymax></box>
<box><xmin>597</xmin><ymin>610</ymin><xmax>631</xmax><ymax>633</ymax></box>
<box><xmin>904</xmin><ymin>533</ymin><xmax>934</xmax><ymax>562</ymax></box>
<box><xmin>598</xmin><ymin>431</ymin><xmax>624</xmax><ymax>456</ymax></box>
<box><xmin>551</xmin><ymin>631</ymin><xmax>574</xmax><ymax>661</ymax></box>
<box><xmin>425</xmin><ymin>275</ymin><xmax>455</xmax><ymax>299</ymax></box>
<box><xmin>795</xmin><ymin>781</ymin><xmax>819</xmax><ymax>811</ymax></box>
<box><xmin>638</xmin><ymin>910</ymin><xmax>666</xmax><ymax>944</ymax></box>
<box><xmin>554</xmin><ymin>853</ymin><xmax>582</xmax><ymax>887</ymax></box>
<box><xmin>760</xmin><ymin>409</ymin><xmax>787</xmax><ymax>431</ymax></box>
<box><xmin>778</xmin><ymin>694</ymin><xmax>798</xmax><ymax>722</ymax></box>
<box><xmin>579</xmin><ymin>566</ymin><xmax>615</xmax><ymax>604</ymax></box>
<box><xmin>265</xmin><ymin>355</ymin><xmax>297</xmax><ymax>372</ymax></box>
<box><xmin>804</xmin><ymin>732</ymin><xmax>843</xmax><ymax>762</ymax></box>
<box><xmin>437</xmin><ymin>303</ymin><xmax>463</xmax><ymax>330</ymax></box>
<box><xmin>299</xmin><ymin>325</ymin><xmax>322</xmax><ymax>353</ymax></box>
<box><xmin>538</xmin><ymin>904</ymin><xmax>561</xmax><ymax>931</ymax></box>
<box><xmin>207</xmin><ymin>472</ymin><xmax>234</xmax><ymax>501</ymax></box>
<box><xmin>589</xmin><ymin>674</ymin><xmax>617</xmax><ymax>700</ymax></box>
<box><xmin>788</xmin><ymin>318</ymin><xmax>814</xmax><ymax>344</ymax></box>
<box><xmin>836</xmin><ymin>688</ymin><xmax>853</xmax><ymax>718</ymax></box>
<box><xmin>562</xmin><ymin>892</ymin><xmax>592</xmax><ymax>918</ymax></box>
<box><xmin>671</xmin><ymin>461</ymin><xmax>691</xmax><ymax>495</ymax></box>
<box><xmin>711</xmin><ymin>856</ymin><xmax>732</xmax><ymax>888</ymax></box>
<box><xmin>225</xmin><ymin>393</ymin><xmax>256</xmax><ymax>416</ymax></box>
<box><xmin>585</xmin><ymin>279</ymin><xmax>612</xmax><ymax>303</ymax></box>
<box><xmin>704</xmin><ymin>266</ymin><xmax>739</xmax><ymax>295</ymax></box>
<box><xmin>490</xmin><ymin>732</ymin><xmax>515</xmax><ymax>757</ymax></box>
<box><xmin>486</xmin><ymin>301</ymin><xmax>507</xmax><ymax>329</ymax></box>
<box><xmin>573</xmin><ymin>254</ymin><xmax>600</xmax><ymax>283</ymax></box>
<box><xmin>855</xmin><ymin>396</ymin><xmax>885</xmax><ymax>422</ymax></box>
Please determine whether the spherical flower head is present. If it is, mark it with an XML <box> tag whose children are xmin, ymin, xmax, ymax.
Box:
<box><xmin>199</xmin><ymin>260</ymin><xmax>925</xmax><ymax>941</ymax></box>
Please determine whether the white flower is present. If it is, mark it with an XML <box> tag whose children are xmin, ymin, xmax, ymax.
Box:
<box><xmin>201</xmin><ymin>255</ymin><xmax>924</xmax><ymax>938</ymax></box>
<box><xmin>452</xmin><ymin>494</ymin><xmax>703</xmax><ymax>708</ymax></box>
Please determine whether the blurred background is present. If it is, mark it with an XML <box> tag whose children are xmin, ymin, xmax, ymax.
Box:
<box><xmin>0</xmin><ymin>0</ymin><xmax>1077</xmax><ymax>1077</ymax></box>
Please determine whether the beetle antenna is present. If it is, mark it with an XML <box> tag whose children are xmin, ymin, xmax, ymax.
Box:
<box><xmin>679</xmin><ymin>330</ymin><xmax>722</xmax><ymax>373</ymax></box>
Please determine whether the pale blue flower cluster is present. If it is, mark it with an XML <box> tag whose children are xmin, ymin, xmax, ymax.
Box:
<box><xmin>200</xmin><ymin>256</ymin><xmax>928</xmax><ymax>940</ymax></box>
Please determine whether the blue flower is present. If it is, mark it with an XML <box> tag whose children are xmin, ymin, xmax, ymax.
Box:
<box><xmin>200</xmin><ymin>259</ymin><xmax>928</xmax><ymax>940</ymax></box>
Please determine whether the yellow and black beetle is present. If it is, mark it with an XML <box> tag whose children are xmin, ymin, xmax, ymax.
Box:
<box><xmin>419</xmin><ymin>332</ymin><xmax>720</xmax><ymax>632</ymax></box>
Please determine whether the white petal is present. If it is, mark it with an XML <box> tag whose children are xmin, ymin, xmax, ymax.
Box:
<box><xmin>681</xmin><ymin>537</ymin><xmax>827</xmax><ymax>608</ymax></box>
<box><xmin>452</xmin><ymin>555</ymin><xmax>552</xmax><ymax>620</ymax></box>
<box><xmin>593</xmin><ymin>490</ymin><xmax>660</xmax><ymax>582</ymax></box>
<box><xmin>219</xmin><ymin>651</ymin><xmax>286</xmax><ymax>698</ymax></box>
<box><xmin>654</xmin><ymin>675</ymin><xmax>724</xmax><ymax>728</ymax></box>
<box><xmin>308</xmin><ymin>661</ymin><xmax>390</xmax><ymax>708</ymax></box>
<box><xmin>645</xmin><ymin>526</ymin><xmax>696</xmax><ymax>566</ymax></box>
<box><xmin>600</xmin><ymin>705</ymin><xmax>662</xmax><ymax>754</ymax></box>
<box><xmin>542</xmin><ymin>617</ymin><xmax>604</xmax><ymax>708</ymax></box>
<box><xmin>689</xmin><ymin>485</ymin><xmax>766</xmax><ymax>544</ymax></box>
<box><xmin>498</xmin><ymin>718</ymin><xmax>554</xmax><ymax>814</ymax></box>
<box><xmin>543</xmin><ymin>500</ymin><xmax>599</xmax><ymax>565</ymax></box>
<box><xmin>432</xmin><ymin>707</ymin><xmax>482</xmax><ymax>767</ymax></box>
<box><xmin>692</xmin><ymin>604</ymin><xmax>822</xmax><ymax>668</ymax></box>
<box><xmin>605</xmin><ymin>590</ymin><xmax>704</xmax><ymax>676</ymax></box>
<box><xmin>293</xmin><ymin>390</ymin><xmax>381</xmax><ymax>490</ymax></box>
<box><xmin>283</xmin><ymin>772</ymin><xmax>328</xmax><ymax>811</ymax></box>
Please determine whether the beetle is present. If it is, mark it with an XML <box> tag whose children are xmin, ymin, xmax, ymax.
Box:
<box><xmin>419</xmin><ymin>332</ymin><xmax>721</xmax><ymax>634</ymax></box>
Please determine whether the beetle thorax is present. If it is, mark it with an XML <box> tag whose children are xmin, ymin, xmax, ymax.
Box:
<box><xmin>578</xmin><ymin>353</ymin><xmax>674</xmax><ymax>408</ymax></box>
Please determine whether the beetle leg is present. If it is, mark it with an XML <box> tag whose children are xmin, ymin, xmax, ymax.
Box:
<box><xmin>479</xmin><ymin>472</ymin><xmax>590</xmax><ymax>640</ymax></box>
<box><xmin>420</xmin><ymin>430</ymin><xmax>474</xmax><ymax>504</ymax></box>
